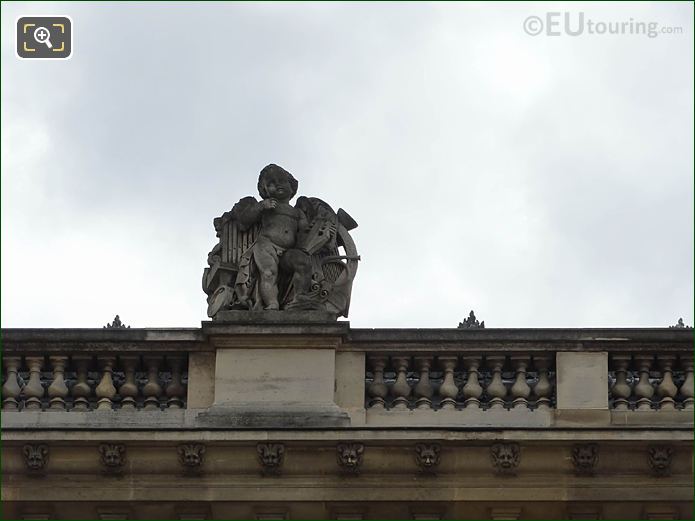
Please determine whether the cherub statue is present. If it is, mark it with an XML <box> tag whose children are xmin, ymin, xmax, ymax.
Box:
<box><xmin>203</xmin><ymin>164</ymin><xmax>359</xmax><ymax>318</ymax></box>
<box><xmin>233</xmin><ymin>165</ymin><xmax>311</xmax><ymax>310</ymax></box>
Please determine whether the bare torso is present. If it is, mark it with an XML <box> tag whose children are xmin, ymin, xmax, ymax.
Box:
<box><xmin>259</xmin><ymin>203</ymin><xmax>299</xmax><ymax>250</ymax></box>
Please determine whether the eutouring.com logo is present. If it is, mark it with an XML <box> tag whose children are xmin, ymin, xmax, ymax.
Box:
<box><xmin>523</xmin><ymin>12</ymin><xmax>684</xmax><ymax>38</ymax></box>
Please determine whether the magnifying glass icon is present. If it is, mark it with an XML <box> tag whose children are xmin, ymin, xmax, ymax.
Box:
<box><xmin>33</xmin><ymin>26</ymin><xmax>53</xmax><ymax>49</ymax></box>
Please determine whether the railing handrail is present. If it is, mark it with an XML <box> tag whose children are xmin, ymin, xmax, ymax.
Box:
<box><xmin>2</xmin><ymin>326</ymin><xmax>690</xmax><ymax>354</ymax></box>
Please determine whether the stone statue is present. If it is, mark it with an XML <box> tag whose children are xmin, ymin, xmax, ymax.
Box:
<box><xmin>203</xmin><ymin>164</ymin><xmax>359</xmax><ymax>319</ymax></box>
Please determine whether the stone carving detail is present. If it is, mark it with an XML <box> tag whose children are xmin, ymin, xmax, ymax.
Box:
<box><xmin>337</xmin><ymin>442</ymin><xmax>364</xmax><ymax>475</ymax></box>
<box><xmin>458</xmin><ymin>310</ymin><xmax>485</xmax><ymax>329</ymax></box>
<box><xmin>22</xmin><ymin>444</ymin><xmax>49</xmax><ymax>471</ymax></box>
<box><xmin>669</xmin><ymin>318</ymin><xmax>692</xmax><ymax>328</ymax></box>
<box><xmin>414</xmin><ymin>443</ymin><xmax>441</xmax><ymax>473</ymax></box>
<box><xmin>178</xmin><ymin>444</ymin><xmax>206</xmax><ymax>470</ymax></box>
<box><xmin>104</xmin><ymin>315</ymin><xmax>130</xmax><ymax>328</ymax></box>
<box><xmin>648</xmin><ymin>446</ymin><xmax>674</xmax><ymax>477</ymax></box>
<box><xmin>203</xmin><ymin>164</ymin><xmax>359</xmax><ymax>319</ymax></box>
<box><xmin>257</xmin><ymin>443</ymin><xmax>285</xmax><ymax>475</ymax></box>
<box><xmin>572</xmin><ymin>443</ymin><xmax>599</xmax><ymax>475</ymax></box>
<box><xmin>99</xmin><ymin>443</ymin><xmax>126</xmax><ymax>473</ymax></box>
<box><xmin>490</xmin><ymin>443</ymin><xmax>520</xmax><ymax>475</ymax></box>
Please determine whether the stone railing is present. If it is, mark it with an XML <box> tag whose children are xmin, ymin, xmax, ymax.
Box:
<box><xmin>1</xmin><ymin>354</ymin><xmax>188</xmax><ymax>411</ymax></box>
<box><xmin>1</xmin><ymin>328</ymin><xmax>204</xmax><ymax>414</ymax></box>
<box><xmin>1</xmin><ymin>326</ymin><xmax>692</xmax><ymax>429</ymax></box>
<box><xmin>365</xmin><ymin>354</ymin><xmax>555</xmax><ymax>411</ymax></box>
<box><xmin>343</xmin><ymin>328</ymin><xmax>693</xmax><ymax>428</ymax></box>
<box><xmin>609</xmin><ymin>353</ymin><xmax>693</xmax><ymax>411</ymax></box>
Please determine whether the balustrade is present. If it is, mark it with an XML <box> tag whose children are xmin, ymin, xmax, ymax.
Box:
<box><xmin>3</xmin><ymin>335</ymin><xmax>691</xmax><ymax>419</ymax></box>
<box><xmin>24</xmin><ymin>357</ymin><xmax>45</xmax><ymax>410</ymax></box>
<box><xmin>365</xmin><ymin>354</ymin><xmax>557</xmax><ymax>411</ymax></box>
<box><xmin>609</xmin><ymin>353</ymin><xmax>692</xmax><ymax>411</ymax></box>
<box><xmin>389</xmin><ymin>357</ymin><xmax>411</xmax><ymax>410</ymax></box>
<box><xmin>366</xmin><ymin>356</ymin><xmax>388</xmax><ymax>409</ymax></box>
<box><xmin>532</xmin><ymin>355</ymin><xmax>553</xmax><ymax>410</ymax></box>
<box><xmin>1</xmin><ymin>355</ymin><xmax>189</xmax><ymax>411</ymax></box>
<box><xmin>2</xmin><ymin>356</ymin><xmax>22</xmax><ymax>410</ymax></box>
<box><xmin>47</xmin><ymin>356</ymin><xmax>69</xmax><ymax>410</ymax></box>
<box><xmin>143</xmin><ymin>357</ymin><xmax>163</xmax><ymax>410</ymax></box>
<box><xmin>438</xmin><ymin>357</ymin><xmax>459</xmax><ymax>409</ymax></box>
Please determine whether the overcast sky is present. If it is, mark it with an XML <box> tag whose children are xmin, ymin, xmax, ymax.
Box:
<box><xmin>2</xmin><ymin>2</ymin><xmax>693</xmax><ymax>329</ymax></box>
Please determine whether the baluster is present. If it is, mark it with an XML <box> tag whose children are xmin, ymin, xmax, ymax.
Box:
<box><xmin>510</xmin><ymin>355</ymin><xmax>531</xmax><ymax>409</ymax></box>
<box><xmin>462</xmin><ymin>355</ymin><xmax>483</xmax><ymax>408</ymax></box>
<box><xmin>166</xmin><ymin>355</ymin><xmax>186</xmax><ymax>409</ymax></box>
<box><xmin>390</xmin><ymin>357</ymin><xmax>411</xmax><ymax>410</ymax></box>
<box><xmin>24</xmin><ymin>356</ymin><xmax>45</xmax><ymax>410</ymax></box>
<box><xmin>47</xmin><ymin>356</ymin><xmax>69</xmax><ymax>410</ymax></box>
<box><xmin>2</xmin><ymin>356</ymin><xmax>22</xmax><ymax>410</ymax></box>
<box><xmin>485</xmin><ymin>355</ymin><xmax>507</xmax><ymax>409</ymax></box>
<box><xmin>71</xmin><ymin>356</ymin><xmax>92</xmax><ymax>411</ymax></box>
<box><xmin>438</xmin><ymin>356</ymin><xmax>459</xmax><ymax>410</ymax></box>
<box><xmin>532</xmin><ymin>355</ymin><xmax>553</xmax><ymax>409</ymax></box>
<box><xmin>610</xmin><ymin>355</ymin><xmax>632</xmax><ymax>411</ymax></box>
<box><xmin>634</xmin><ymin>355</ymin><xmax>655</xmax><ymax>411</ymax></box>
<box><xmin>367</xmin><ymin>356</ymin><xmax>388</xmax><ymax>409</ymax></box>
<box><xmin>118</xmin><ymin>356</ymin><xmax>139</xmax><ymax>410</ymax></box>
<box><xmin>413</xmin><ymin>356</ymin><xmax>433</xmax><ymax>409</ymax></box>
<box><xmin>679</xmin><ymin>355</ymin><xmax>694</xmax><ymax>410</ymax></box>
<box><xmin>143</xmin><ymin>356</ymin><xmax>163</xmax><ymax>410</ymax></box>
<box><xmin>655</xmin><ymin>355</ymin><xmax>678</xmax><ymax>410</ymax></box>
<box><xmin>95</xmin><ymin>356</ymin><xmax>117</xmax><ymax>410</ymax></box>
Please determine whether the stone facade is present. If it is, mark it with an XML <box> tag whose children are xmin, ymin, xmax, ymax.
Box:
<box><xmin>1</xmin><ymin>324</ymin><xmax>692</xmax><ymax>520</ymax></box>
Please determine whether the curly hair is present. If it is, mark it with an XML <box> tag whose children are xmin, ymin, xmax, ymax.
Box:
<box><xmin>257</xmin><ymin>164</ymin><xmax>299</xmax><ymax>199</ymax></box>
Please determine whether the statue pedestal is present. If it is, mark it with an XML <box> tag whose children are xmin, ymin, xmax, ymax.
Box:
<box><xmin>200</xmin><ymin>319</ymin><xmax>350</xmax><ymax>428</ymax></box>
<box><xmin>213</xmin><ymin>310</ymin><xmax>338</xmax><ymax>323</ymax></box>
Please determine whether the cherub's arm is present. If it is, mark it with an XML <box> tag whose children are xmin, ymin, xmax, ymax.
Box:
<box><xmin>231</xmin><ymin>196</ymin><xmax>276</xmax><ymax>231</ymax></box>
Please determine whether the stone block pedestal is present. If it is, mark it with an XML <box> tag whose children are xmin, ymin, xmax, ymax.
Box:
<box><xmin>200</xmin><ymin>317</ymin><xmax>350</xmax><ymax>428</ymax></box>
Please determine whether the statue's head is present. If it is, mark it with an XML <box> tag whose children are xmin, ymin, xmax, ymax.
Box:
<box><xmin>258</xmin><ymin>164</ymin><xmax>298</xmax><ymax>201</ymax></box>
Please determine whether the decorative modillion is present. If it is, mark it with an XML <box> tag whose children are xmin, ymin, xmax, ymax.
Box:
<box><xmin>491</xmin><ymin>443</ymin><xmax>520</xmax><ymax>476</ymax></box>
<box><xmin>337</xmin><ymin>442</ymin><xmax>364</xmax><ymax>475</ymax></box>
<box><xmin>414</xmin><ymin>443</ymin><xmax>441</xmax><ymax>474</ymax></box>
<box><xmin>572</xmin><ymin>443</ymin><xmax>599</xmax><ymax>476</ymax></box>
<box><xmin>257</xmin><ymin>443</ymin><xmax>285</xmax><ymax>475</ymax></box>
<box><xmin>23</xmin><ymin>444</ymin><xmax>49</xmax><ymax>472</ymax></box>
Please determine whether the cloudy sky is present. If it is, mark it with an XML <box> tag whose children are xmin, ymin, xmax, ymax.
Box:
<box><xmin>2</xmin><ymin>2</ymin><xmax>693</xmax><ymax>329</ymax></box>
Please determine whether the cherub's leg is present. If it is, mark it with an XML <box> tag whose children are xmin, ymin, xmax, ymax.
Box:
<box><xmin>281</xmin><ymin>249</ymin><xmax>313</xmax><ymax>296</ymax></box>
<box><xmin>254</xmin><ymin>245</ymin><xmax>280</xmax><ymax>310</ymax></box>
